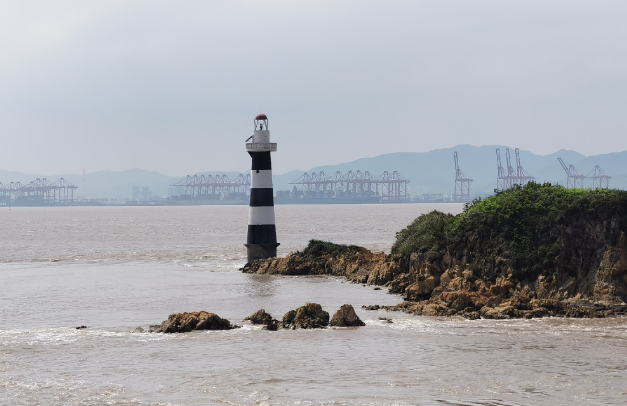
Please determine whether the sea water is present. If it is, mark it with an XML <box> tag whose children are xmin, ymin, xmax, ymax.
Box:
<box><xmin>1</xmin><ymin>204</ymin><xmax>626</xmax><ymax>405</ymax></box>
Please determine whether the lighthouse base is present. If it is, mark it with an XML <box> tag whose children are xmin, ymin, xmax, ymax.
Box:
<box><xmin>245</xmin><ymin>243</ymin><xmax>280</xmax><ymax>264</ymax></box>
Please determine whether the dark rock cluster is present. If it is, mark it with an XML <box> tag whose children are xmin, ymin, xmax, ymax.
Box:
<box><xmin>150</xmin><ymin>311</ymin><xmax>234</xmax><ymax>333</ymax></box>
<box><xmin>245</xmin><ymin>309</ymin><xmax>280</xmax><ymax>331</ymax></box>
<box><xmin>246</xmin><ymin>303</ymin><xmax>365</xmax><ymax>330</ymax></box>
<box><xmin>135</xmin><ymin>303</ymin><xmax>367</xmax><ymax>334</ymax></box>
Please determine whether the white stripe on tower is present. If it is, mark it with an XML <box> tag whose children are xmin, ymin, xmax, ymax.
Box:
<box><xmin>248</xmin><ymin>206</ymin><xmax>276</xmax><ymax>225</ymax></box>
<box><xmin>251</xmin><ymin>170</ymin><xmax>273</xmax><ymax>189</ymax></box>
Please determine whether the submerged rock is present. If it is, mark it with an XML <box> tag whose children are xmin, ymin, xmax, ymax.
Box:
<box><xmin>245</xmin><ymin>309</ymin><xmax>280</xmax><ymax>331</ymax></box>
<box><xmin>158</xmin><ymin>311</ymin><xmax>233</xmax><ymax>333</ymax></box>
<box><xmin>362</xmin><ymin>305</ymin><xmax>381</xmax><ymax>311</ymax></box>
<box><xmin>283</xmin><ymin>302</ymin><xmax>329</xmax><ymax>329</ymax></box>
<box><xmin>330</xmin><ymin>304</ymin><xmax>365</xmax><ymax>327</ymax></box>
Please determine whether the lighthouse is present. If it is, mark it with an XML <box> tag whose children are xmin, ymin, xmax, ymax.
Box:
<box><xmin>245</xmin><ymin>114</ymin><xmax>279</xmax><ymax>264</ymax></box>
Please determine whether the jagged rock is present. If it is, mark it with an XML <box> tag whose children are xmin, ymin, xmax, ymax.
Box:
<box><xmin>159</xmin><ymin>311</ymin><xmax>233</xmax><ymax>333</ymax></box>
<box><xmin>282</xmin><ymin>302</ymin><xmax>329</xmax><ymax>329</ymax></box>
<box><xmin>362</xmin><ymin>305</ymin><xmax>381</xmax><ymax>310</ymax></box>
<box><xmin>245</xmin><ymin>309</ymin><xmax>280</xmax><ymax>330</ymax></box>
<box><xmin>330</xmin><ymin>304</ymin><xmax>365</xmax><ymax>327</ymax></box>
<box><xmin>242</xmin><ymin>243</ymin><xmax>390</xmax><ymax>286</ymax></box>
<box><xmin>245</xmin><ymin>309</ymin><xmax>273</xmax><ymax>325</ymax></box>
<box><xmin>131</xmin><ymin>327</ymin><xmax>145</xmax><ymax>333</ymax></box>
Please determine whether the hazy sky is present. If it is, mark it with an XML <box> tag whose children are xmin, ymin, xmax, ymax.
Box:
<box><xmin>1</xmin><ymin>1</ymin><xmax>626</xmax><ymax>176</ymax></box>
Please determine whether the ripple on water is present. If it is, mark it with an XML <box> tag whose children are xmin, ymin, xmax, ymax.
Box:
<box><xmin>2</xmin><ymin>205</ymin><xmax>626</xmax><ymax>406</ymax></box>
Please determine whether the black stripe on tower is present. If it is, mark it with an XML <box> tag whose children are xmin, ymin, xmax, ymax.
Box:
<box><xmin>247</xmin><ymin>225</ymin><xmax>277</xmax><ymax>244</ymax></box>
<box><xmin>249</xmin><ymin>151</ymin><xmax>272</xmax><ymax>170</ymax></box>
<box><xmin>249</xmin><ymin>188</ymin><xmax>274</xmax><ymax>206</ymax></box>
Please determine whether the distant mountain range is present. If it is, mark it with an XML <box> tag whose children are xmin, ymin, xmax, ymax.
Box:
<box><xmin>2</xmin><ymin>145</ymin><xmax>626</xmax><ymax>199</ymax></box>
<box><xmin>275</xmin><ymin>145</ymin><xmax>627</xmax><ymax>197</ymax></box>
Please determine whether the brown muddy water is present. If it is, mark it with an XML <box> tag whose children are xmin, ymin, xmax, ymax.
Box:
<box><xmin>1</xmin><ymin>204</ymin><xmax>625</xmax><ymax>406</ymax></box>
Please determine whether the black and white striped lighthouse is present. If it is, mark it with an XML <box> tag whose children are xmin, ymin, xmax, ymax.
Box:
<box><xmin>245</xmin><ymin>114</ymin><xmax>279</xmax><ymax>264</ymax></box>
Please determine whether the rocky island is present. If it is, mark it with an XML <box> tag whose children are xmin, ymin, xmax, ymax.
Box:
<box><xmin>243</xmin><ymin>183</ymin><xmax>627</xmax><ymax>319</ymax></box>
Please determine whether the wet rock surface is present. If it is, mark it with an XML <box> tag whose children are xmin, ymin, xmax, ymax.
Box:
<box><xmin>155</xmin><ymin>311</ymin><xmax>234</xmax><ymax>333</ymax></box>
<box><xmin>245</xmin><ymin>309</ymin><xmax>273</xmax><ymax>324</ymax></box>
<box><xmin>330</xmin><ymin>304</ymin><xmax>365</xmax><ymax>327</ymax></box>
<box><xmin>282</xmin><ymin>302</ymin><xmax>329</xmax><ymax>329</ymax></box>
<box><xmin>245</xmin><ymin>309</ymin><xmax>280</xmax><ymax>331</ymax></box>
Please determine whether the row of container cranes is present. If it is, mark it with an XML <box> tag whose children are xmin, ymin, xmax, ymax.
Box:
<box><xmin>0</xmin><ymin>151</ymin><xmax>614</xmax><ymax>206</ymax></box>
<box><xmin>0</xmin><ymin>178</ymin><xmax>78</xmax><ymax>206</ymax></box>
<box><xmin>286</xmin><ymin>170</ymin><xmax>410</xmax><ymax>202</ymax></box>
<box><xmin>452</xmin><ymin>149</ymin><xmax>613</xmax><ymax>203</ymax></box>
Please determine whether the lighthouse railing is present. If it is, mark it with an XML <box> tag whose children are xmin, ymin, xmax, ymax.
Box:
<box><xmin>246</xmin><ymin>142</ymin><xmax>277</xmax><ymax>152</ymax></box>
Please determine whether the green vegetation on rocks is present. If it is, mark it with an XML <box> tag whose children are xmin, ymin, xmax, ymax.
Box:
<box><xmin>301</xmin><ymin>239</ymin><xmax>365</xmax><ymax>258</ymax></box>
<box><xmin>392</xmin><ymin>183</ymin><xmax>627</xmax><ymax>283</ymax></box>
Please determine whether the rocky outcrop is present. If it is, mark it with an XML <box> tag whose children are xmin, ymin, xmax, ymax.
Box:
<box><xmin>245</xmin><ymin>309</ymin><xmax>280</xmax><ymax>331</ymax></box>
<box><xmin>156</xmin><ymin>311</ymin><xmax>234</xmax><ymax>333</ymax></box>
<box><xmin>282</xmin><ymin>302</ymin><xmax>329</xmax><ymax>329</ymax></box>
<box><xmin>330</xmin><ymin>304</ymin><xmax>365</xmax><ymax>327</ymax></box>
<box><xmin>242</xmin><ymin>249</ymin><xmax>400</xmax><ymax>286</ymax></box>
<box><xmin>243</xmin><ymin>235</ymin><xmax>627</xmax><ymax>319</ymax></box>
<box><xmin>245</xmin><ymin>309</ymin><xmax>273</xmax><ymax>324</ymax></box>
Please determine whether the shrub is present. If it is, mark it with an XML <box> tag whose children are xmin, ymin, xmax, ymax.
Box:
<box><xmin>391</xmin><ymin>210</ymin><xmax>452</xmax><ymax>255</ymax></box>
<box><xmin>302</xmin><ymin>239</ymin><xmax>364</xmax><ymax>258</ymax></box>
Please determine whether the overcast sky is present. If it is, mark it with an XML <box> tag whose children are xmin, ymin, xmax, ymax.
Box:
<box><xmin>0</xmin><ymin>1</ymin><xmax>626</xmax><ymax>176</ymax></box>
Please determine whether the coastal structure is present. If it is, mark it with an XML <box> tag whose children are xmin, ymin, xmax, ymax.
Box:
<box><xmin>453</xmin><ymin>151</ymin><xmax>473</xmax><ymax>203</ymax></box>
<box><xmin>0</xmin><ymin>178</ymin><xmax>78</xmax><ymax>206</ymax></box>
<box><xmin>166</xmin><ymin>173</ymin><xmax>250</xmax><ymax>205</ymax></box>
<box><xmin>558</xmin><ymin>158</ymin><xmax>612</xmax><ymax>189</ymax></box>
<box><xmin>245</xmin><ymin>114</ymin><xmax>279</xmax><ymax>263</ymax></box>
<box><xmin>557</xmin><ymin>158</ymin><xmax>586</xmax><ymax>188</ymax></box>
<box><xmin>496</xmin><ymin>148</ymin><xmax>534</xmax><ymax>190</ymax></box>
<box><xmin>284</xmin><ymin>170</ymin><xmax>410</xmax><ymax>203</ymax></box>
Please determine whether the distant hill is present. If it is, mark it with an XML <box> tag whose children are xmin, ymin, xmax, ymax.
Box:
<box><xmin>2</xmin><ymin>146</ymin><xmax>625</xmax><ymax>199</ymax></box>
<box><xmin>273</xmin><ymin>145</ymin><xmax>626</xmax><ymax>198</ymax></box>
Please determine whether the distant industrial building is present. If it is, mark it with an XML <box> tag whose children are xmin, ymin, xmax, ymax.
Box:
<box><xmin>131</xmin><ymin>186</ymin><xmax>152</xmax><ymax>201</ymax></box>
